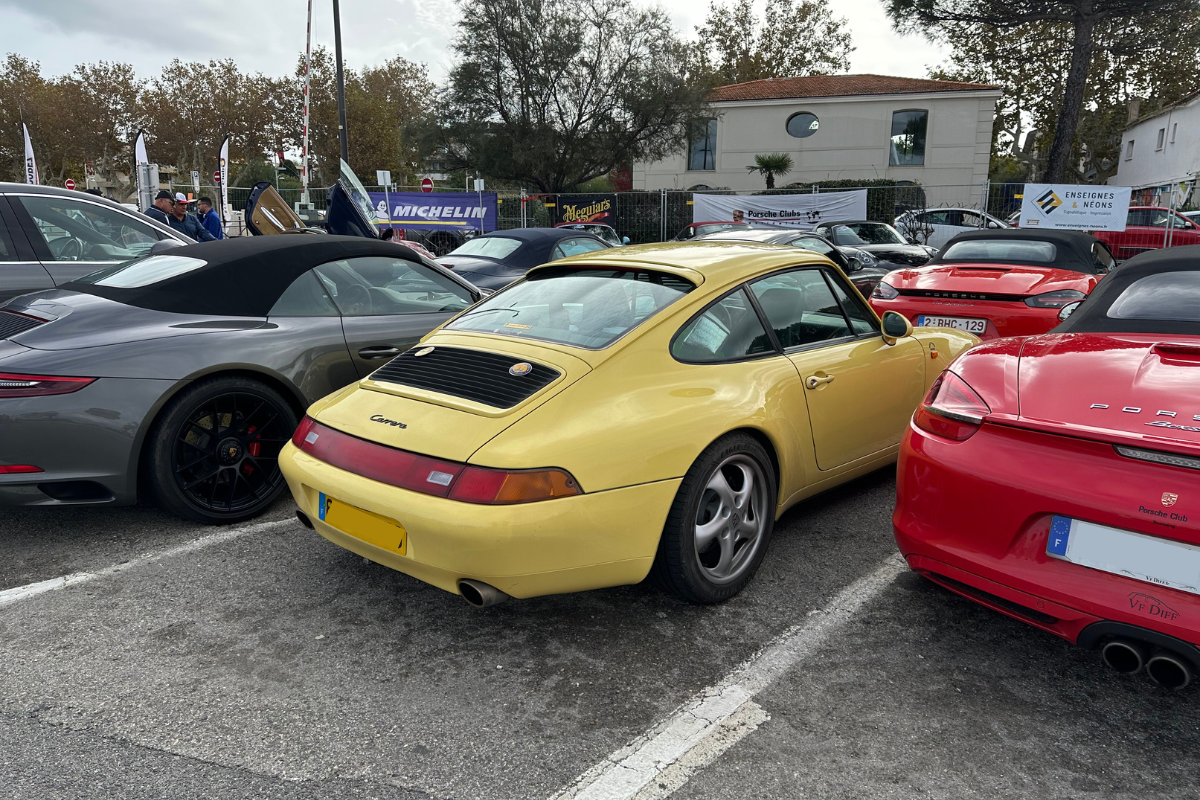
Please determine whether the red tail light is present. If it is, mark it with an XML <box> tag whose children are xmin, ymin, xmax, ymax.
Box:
<box><xmin>0</xmin><ymin>372</ymin><xmax>96</xmax><ymax>399</ymax></box>
<box><xmin>292</xmin><ymin>417</ymin><xmax>582</xmax><ymax>504</ymax></box>
<box><xmin>913</xmin><ymin>371</ymin><xmax>990</xmax><ymax>441</ymax></box>
<box><xmin>0</xmin><ymin>465</ymin><xmax>42</xmax><ymax>474</ymax></box>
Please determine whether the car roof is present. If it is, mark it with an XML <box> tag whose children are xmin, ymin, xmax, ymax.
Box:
<box><xmin>478</xmin><ymin>227</ymin><xmax>593</xmax><ymax>241</ymax></box>
<box><xmin>526</xmin><ymin>241</ymin><xmax>830</xmax><ymax>288</ymax></box>
<box><xmin>1057</xmin><ymin>244</ymin><xmax>1200</xmax><ymax>336</ymax></box>
<box><xmin>926</xmin><ymin>228</ymin><xmax>1102</xmax><ymax>272</ymax></box>
<box><xmin>819</xmin><ymin>220</ymin><xmax>890</xmax><ymax>227</ymax></box>
<box><xmin>697</xmin><ymin>228</ymin><xmax>818</xmax><ymax>244</ymax></box>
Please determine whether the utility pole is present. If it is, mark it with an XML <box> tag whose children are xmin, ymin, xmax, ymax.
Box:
<box><xmin>332</xmin><ymin>0</ymin><xmax>349</xmax><ymax>164</ymax></box>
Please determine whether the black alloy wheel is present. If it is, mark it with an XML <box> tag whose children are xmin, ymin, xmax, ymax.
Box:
<box><xmin>148</xmin><ymin>376</ymin><xmax>297</xmax><ymax>524</ymax></box>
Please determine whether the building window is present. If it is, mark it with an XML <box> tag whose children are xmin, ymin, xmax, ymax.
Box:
<box><xmin>1157</xmin><ymin>128</ymin><xmax>1166</xmax><ymax>150</ymax></box>
<box><xmin>1171</xmin><ymin>122</ymin><xmax>1178</xmax><ymax>143</ymax></box>
<box><xmin>1126</xmin><ymin>140</ymin><xmax>1135</xmax><ymax>160</ymax></box>
<box><xmin>688</xmin><ymin>119</ymin><xmax>717</xmax><ymax>171</ymax></box>
<box><xmin>889</xmin><ymin>110</ymin><xmax>927</xmax><ymax>166</ymax></box>
<box><xmin>786</xmin><ymin>112</ymin><xmax>819</xmax><ymax>138</ymax></box>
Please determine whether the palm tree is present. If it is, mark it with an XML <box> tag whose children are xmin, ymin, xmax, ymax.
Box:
<box><xmin>747</xmin><ymin>153</ymin><xmax>793</xmax><ymax>190</ymax></box>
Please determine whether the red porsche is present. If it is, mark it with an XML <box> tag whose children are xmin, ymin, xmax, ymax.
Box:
<box><xmin>894</xmin><ymin>245</ymin><xmax>1200</xmax><ymax>689</ymax></box>
<box><xmin>870</xmin><ymin>229</ymin><xmax>1116</xmax><ymax>340</ymax></box>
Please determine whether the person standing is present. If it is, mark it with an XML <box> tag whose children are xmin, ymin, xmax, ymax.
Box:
<box><xmin>167</xmin><ymin>193</ymin><xmax>215</xmax><ymax>242</ymax></box>
<box><xmin>145</xmin><ymin>190</ymin><xmax>176</xmax><ymax>226</ymax></box>
<box><xmin>196</xmin><ymin>196</ymin><xmax>224</xmax><ymax>240</ymax></box>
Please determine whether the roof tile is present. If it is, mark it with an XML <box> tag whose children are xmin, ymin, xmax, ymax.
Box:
<box><xmin>711</xmin><ymin>74</ymin><xmax>1000</xmax><ymax>102</ymax></box>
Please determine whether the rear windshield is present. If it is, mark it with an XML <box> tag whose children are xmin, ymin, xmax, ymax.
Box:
<box><xmin>941</xmin><ymin>239</ymin><xmax>1056</xmax><ymax>263</ymax></box>
<box><xmin>1108</xmin><ymin>272</ymin><xmax>1200</xmax><ymax>323</ymax></box>
<box><xmin>74</xmin><ymin>255</ymin><xmax>208</xmax><ymax>288</ymax></box>
<box><xmin>832</xmin><ymin>223</ymin><xmax>907</xmax><ymax>246</ymax></box>
<box><xmin>450</xmin><ymin>236</ymin><xmax>523</xmax><ymax>259</ymax></box>
<box><xmin>447</xmin><ymin>267</ymin><xmax>694</xmax><ymax>348</ymax></box>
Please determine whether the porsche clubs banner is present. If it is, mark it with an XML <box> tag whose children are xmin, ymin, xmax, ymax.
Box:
<box><xmin>21</xmin><ymin>123</ymin><xmax>38</xmax><ymax>184</ymax></box>
<box><xmin>1020</xmin><ymin>184</ymin><xmax>1131</xmax><ymax>231</ymax></box>
<box><xmin>369</xmin><ymin>191</ymin><xmax>498</xmax><ymax>232</ymax></box>
<box><xmin>692</xmin><ymin>190</ymin><xmax>867</xmax><ymax>228</ymax></box>
<box><xmin>218</xmin><ymin>135</ymin><xmax>230</xmax><ymax>225</ymax></box>
<box><xmin>555</xmin><ymin>194</ymin><xmax>615</xmax><ymax>226</ymax></box>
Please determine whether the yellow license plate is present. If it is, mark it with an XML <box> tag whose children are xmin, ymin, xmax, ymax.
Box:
<box><xmin>318</xmin><ymin>492</ymin><xmax>407</xmax><ymax>555</ymax></box>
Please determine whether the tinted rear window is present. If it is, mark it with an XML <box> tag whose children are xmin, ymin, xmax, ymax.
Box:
<box><xmin>449</xmin><ymin>236</ymin><xmax>522</xmax><ymax>259</ymax></box>
<box><xmin>75</xmin><ymin>255</ymin><xmax>208</xmax><ymax>288</ymax></box>
<box><xmin>941</xmin><ymin>240</ymin><xmax>1056</xmax><ymax>262</ymax></box>
<box><xmin>447</xmin><ymin>268</ymin><xmax>694</xmax><ymax>349</ymax></box>
<box><xmin>1108</xmin><ymin>272</ymin><xmax>1200</xmax><ymax>323</ymax></box>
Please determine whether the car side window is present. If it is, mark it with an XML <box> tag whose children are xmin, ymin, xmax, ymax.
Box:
<box><xmin>1092</xmin><ymin>243</ymin><xmax>1115</xmax><ymax>274</ymax></box>
<box><xmin>925</xmin><ymin>210</ymin><xmax>951</xmax><ymax>225</ymax></box>
<box><xmin>1127</xmin><ymin>209</ymin><xmax>1151</xmax><ymax>227</ymax></box>
<box><xmin>552</xmin><ymin>237</ymin><xmax>608</xmax><ymax>259</ymax></box>
<box><xmin>961</xmin><ymin>211</ymin><xmax>985</xmax><ymax>228</ymax></box>
<box><xmin>269</xmin><ymin>270</ymin><xmax>340</xmax><ymax>316</ymax></box>
<box><xmin>0</xmin><ymin>216</ymin><xmax>15</xmax><ymax>260</ymax></box>
<box><xmin>824</xmin><ymin>273</ymin><xmax>878</xmax><ymax>334</ymax></box>
<box><xmin>17</xmin><ymin>195</ymin><xmax>165</xmax><ymax>262</ymax></box>
<box><xmin>671</xmin><ymin>289</ymin><xmax>775</xmax><ymax>362</ymax></box>
<box><xmin>314</xmin><ymin>256</ymin><xmax>474</xmax><ymax>317</ymax></box>
<box><xmin>790</xmin><ymin>236</ymin><xmax>835</xmax><ymax>257</ymax></box>
<box><xmin>749</xmin><ymin>269</ymin><xmax>853</xmax><ymax>348</ymax></box>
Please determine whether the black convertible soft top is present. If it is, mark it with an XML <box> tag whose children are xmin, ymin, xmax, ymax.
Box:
<box><xmin>1055</xmin><ymin>245</ymin><xmax>1200</xmax><ymax>336</ymax></box>
<box><xmin>927</xmin><ymin>229</ymin><xmax>1105</xmax><ymax>274</ymax></box>
<box><xmin>66</xmin><ymin>236</ymin><xmax>423</xmax><ymax>316</ymax></box>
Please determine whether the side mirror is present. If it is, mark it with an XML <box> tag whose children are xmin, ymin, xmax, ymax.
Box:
<box><xmin>846</xmin><ymin>256</ymin><xmax>863</xmax><ymax>272</ymax></box>
<box><xmin>1058</xmin><ymin>301</ymin><xmax>1081</xmax><ymax>321</ymax></box>
<box><xmin>881</xmin><ymin>311</ymin><xmax>913</xmax><ymax>345</ymax></box>
<box><xmin>622</xmin><ymin>236</ymin><xmax>630</xmax><ymax>245</ymax></box>
<box><xmin>987</xmin><ymin>220</ymin><xmax>1001</xmax><ymax>229</ymax></box>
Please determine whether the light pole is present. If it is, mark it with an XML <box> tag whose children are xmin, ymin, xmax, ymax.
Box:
<box><xmin>332</xmin><ymin>0</ymin><xmax>349</xmax><ymax>164</ymax></box>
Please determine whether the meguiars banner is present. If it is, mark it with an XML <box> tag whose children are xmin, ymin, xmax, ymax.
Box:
<box><xmin>370</xmin><ymin>192</ymin><xmax>497</xmax><ymax>232</ymax></box>
<box><xmin>555</xmin><ymin>194</ymin><xmax>615</xmax><ymax>225</ymax></box>
<box><xmin>692</xmin><ymin>190</ymin><xmax>867</xmax><ymax>227</ymax></box>
<box><xmin>1020</xmin><ymin>184</ymin><xmax>1131</xmax><ymax>231</ymax></box>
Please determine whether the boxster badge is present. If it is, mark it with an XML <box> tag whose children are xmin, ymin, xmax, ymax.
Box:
<box><xmin>509</xmin><ymin>362</ymin><xmax>533</xmax><ymax>376</ymax></box>
<box><xmin>1163</xmin><ymin>492</ymin><xmax>1179</xmax><ymax>508</ymax></box>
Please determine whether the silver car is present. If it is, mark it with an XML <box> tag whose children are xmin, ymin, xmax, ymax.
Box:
<box><xmin>0</xmin><ymin>235</ymin><xmax>482</xmax><ymax>523</ymax></box>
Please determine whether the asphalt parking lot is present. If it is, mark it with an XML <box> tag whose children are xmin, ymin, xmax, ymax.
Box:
<box><xmin>3</xmin><ymin>468</ymin><xmax>1197</xmax><ymax>800</ymax></box>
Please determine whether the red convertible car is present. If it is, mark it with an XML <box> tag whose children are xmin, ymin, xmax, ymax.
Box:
<box><xmin>894</xmin><ymin>245</ymin><xmax>1200</xmax><ymax>689</ymax></box>
<box><xmin>870</xmin><ymin>230</ymin><xmax>1115</xmax><ymax>340</ymax></box>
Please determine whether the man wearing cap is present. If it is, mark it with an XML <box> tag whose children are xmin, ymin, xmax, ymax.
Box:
<box><xmin>166</xmin><ymin>192</ymin><xmax>215</xmax><ymax>242</ymax></box>
<box><xmin>144</xmin><ymin>190</ymin><xmax>176</xmax><ymax>226</ymax></box>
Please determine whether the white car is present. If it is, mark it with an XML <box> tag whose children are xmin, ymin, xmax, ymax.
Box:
<box><xmin>894</xmin><ymin>207</ymin><xmax>1010</xmax><ymax>249</ymax></box>
<box><xmin>1182</xmin><ymin>210</ymin><xmax>1200</xmax><ymax>224</ymax></box>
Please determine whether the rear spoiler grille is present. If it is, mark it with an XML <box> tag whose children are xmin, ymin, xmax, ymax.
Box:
<box><xmin>370</xmin><ymin>346</ymin><xmax>560</xmax><ymax>409</ymax></box>
<box><xmin>897</xmin><ymin>289</ymin><xmax>1025</xmax><ymax>302</ymax></box>
<box><xmin>0</xmin><ymin>311</ymin><xmax>46</xmax><ymax>340</ymax></box>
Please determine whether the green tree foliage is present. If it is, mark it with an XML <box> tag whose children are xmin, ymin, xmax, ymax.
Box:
<box><xmin>441</xmin><ymin>0</ymin><xmax>711</xmax><ymax>193</ymax></box>
<box><xmin>888</xmin><ymin>0</ymin><xmax>1199</xmax><ymax>182</ymax></box>
<box><xmin>748</xmin><ymin>153</ymin><xmax>794</xmax><ymax>189</ymax></box>
<box><xmin>690</xmin><ymin>0</ymin><xmax>853</xmax><ymax>85</ymax></box>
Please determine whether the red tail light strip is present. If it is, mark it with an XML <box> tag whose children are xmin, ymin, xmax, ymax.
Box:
<box><xmin>0</xmin><ymin>372</ymin><xmax>96</xmax><ymax>399</ymax></box>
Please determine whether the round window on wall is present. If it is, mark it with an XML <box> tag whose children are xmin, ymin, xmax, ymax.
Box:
<box><xmin>786</xmin><ymin>112</ymin><xmax>819</xmax><ymax>138</ymax></box>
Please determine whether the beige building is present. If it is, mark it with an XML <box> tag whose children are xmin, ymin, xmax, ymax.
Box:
<box><xmin>635</xmin><ymin>74</ymin><xmax>1001</xmax><ymax>206</ymax></box>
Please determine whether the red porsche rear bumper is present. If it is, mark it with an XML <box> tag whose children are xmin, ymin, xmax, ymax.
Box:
<box><xmin>894</xmin><ymin>419</ymin><xmax>1200</xmax><ymax>648</ymax></box>
<box><xmin>869</xmin><ymin>296</ymin><xmax>1061</xmax><ymax>340</ymax></box>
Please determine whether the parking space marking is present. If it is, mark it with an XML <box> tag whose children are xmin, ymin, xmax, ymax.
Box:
<box><xmin>0</xmin><ymin>517</ymin><xmax>296</xmax><ymax>609</ymax></box>
<box><xmin>550</xmin><ymin>554</ymin><xmax>907</xmax><ymax>800</ymax></box>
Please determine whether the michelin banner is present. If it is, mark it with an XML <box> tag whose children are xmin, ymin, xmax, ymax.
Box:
<box><xmin>369</xmin><ymin>191</ymin><xmax>497</xmax><ymax>232</ymax></box>
<box><xmin>1020</xmin><ymin>184</ymin><xmax>1131</xmax><ymax>231</ymax></box>
<box><xmin>693</xmin><ymin>190</ymin><xmax>867</xmax><ymax>227</ymax></box>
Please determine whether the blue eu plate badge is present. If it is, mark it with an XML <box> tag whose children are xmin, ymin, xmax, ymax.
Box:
<box><xmin>1046</xmin><ymin>516</ymin><xmax>1072</xmax><ymax>557</ymax></box>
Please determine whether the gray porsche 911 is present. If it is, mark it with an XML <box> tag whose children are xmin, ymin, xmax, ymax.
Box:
<box><xmin>0</xmin><ymin>235</ymin><xmax>482</xmax><ymax>523</ymax></box>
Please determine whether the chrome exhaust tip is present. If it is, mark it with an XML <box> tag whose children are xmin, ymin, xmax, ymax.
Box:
<box><xmin>458</xmin><ymin>579</ymin><xmax>510</xmax><ymax>608</ymax></box>
<box><xmin>1101</xmin><ymin>639</ymin><xmax>1147</xmax><ymax>674</ymax></box>
<box><xmin>1146</xmin><ymin>653</ymin><xmax>1193</xmax><ymax>690</ymax></box>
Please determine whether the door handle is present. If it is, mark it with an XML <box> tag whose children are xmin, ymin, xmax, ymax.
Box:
<box><xmin>358</xmin><ymin>346</ymin><xmax>401</xmax><ymax>359</ymax></box>
<box><xmin>806</xmin><ymin>373</ymin><xmax>835</xmax><ymax>390</ymax></box>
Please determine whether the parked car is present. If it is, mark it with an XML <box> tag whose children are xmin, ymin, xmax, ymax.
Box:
<box><xmin>894</xmin><ymin>244</ymin><xmax>1200</xmax><ymax>689</ymax></box>
<box><xmin>438</xmin><ymin>227</ymin><xmax>611</xmax><ymax>291</ymax></box>
<box><xmin>673</xmin><ymin>221</ymin><xmax>751</xmax><ymax>241</ymax></box>
<box><xmin>281</xmin><ymin>242</ymin><xmax>975</xmax><ymax>606</ymax></box>
<box><xmin>1183</xmin><ymin>210</ymin><xmax>1200</xmax><ymax>224</ymax></box>
<box><xmin>812</xmin><ymin>220</ymin><xmax>938</xmax><ymax>266</ymax></box>
<box><xmin>0</xmin><ymin>183</ymin><xmax>189</xmax><ymax>303</ymax></box>
<box><xmin>0</xmin><ymin>236</ymin><xmax>483</xmax><ymax>523</ymax></box>
<box><xmin>869</xmin><ymin>229</ymin><xmax>1115</xmax><ymax>340</ymax></box>
<box><xmin>554</xmin><ymin>222</ymin><xmax>628</xmax><ymax>246</ymax></box>
<box><xmin>695</xmin><ymin>227</ymin><xmax>890</xmax><ymax>297</ymax></box>
<box><xmin>894</xmin><ymin>207</ymin><xmax>1011</xmax><ymax>250</ymax></box>
<box><xmin>1093</xmin><ymin>207</ymin><xmax>1200</xmax><ymax>260</ymax></box>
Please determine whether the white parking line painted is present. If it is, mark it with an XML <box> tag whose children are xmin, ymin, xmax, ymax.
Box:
<box><xmin>550</xmin><ymin>554</ymin><xmax>907</xmax><ymax>800</ymax></box>
<box><xmin>0</xmin><ymin>517</ymin><xmax>296</xmax><ymax>609</ymax></box>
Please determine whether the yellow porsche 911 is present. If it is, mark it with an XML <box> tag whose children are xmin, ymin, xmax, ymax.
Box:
<box><xmin>280</xmin><ymin>243</ymin><xmax>975</xmax><ymax>605</ymax></box>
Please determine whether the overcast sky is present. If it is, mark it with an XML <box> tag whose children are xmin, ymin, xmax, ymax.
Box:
<box><xmin>0</xmin><ymin>0</ymin><xmax>948</xmax><ymax>83</ymax></box>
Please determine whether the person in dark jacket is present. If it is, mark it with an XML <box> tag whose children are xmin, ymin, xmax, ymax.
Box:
<box><xmin>144</xmin><ymin>190</ymin><xmax>175</xmax><ymax>226</ymax></box>
<box><xmin>166</xmin><ymin>192</ymin><xmax>215</xmax><ymax>242</ymax></box>
<box><xmin>196</xmin><ymin>196</ymin><xmax>224</xmax><ymax>240</ymax></box>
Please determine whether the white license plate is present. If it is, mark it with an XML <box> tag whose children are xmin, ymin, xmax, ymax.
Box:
<box><xmin>1047</xmin><ymin>516</ymin><xmax>1200</xmax><ymax>596</ymax></box>
<box><xmin>917</xmin><ymin>315</ymin><xmax>987</xmax><ymax>334</ymax></box>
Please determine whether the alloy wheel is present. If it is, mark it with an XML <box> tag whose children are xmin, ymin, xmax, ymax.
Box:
<box><xmin>693</xmin><ymin>454</ymin><xmax>770</xmax><ymax>585</ymax></box>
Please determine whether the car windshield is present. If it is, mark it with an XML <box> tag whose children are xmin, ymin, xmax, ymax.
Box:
<box><xmin>449</xmin><ymin>236</ymin><xmax>523</xmax><ymax>259</ymax></box>
<box><xmin>1108</xmin><ymin>272</ymin><xmax>1200</xmax><ymax>322</ymax></box>
<box><xmin>835</xmin><ymin>223</ymin><xmax>907</xmax><ymax>246</ymax></box>
<box><xmin>338</xmin><ymin>159</ymin><xmax>380</xmax><ymax>236</ymax></box>
<box><xmin>73</xmin><ymin>254</ymin><xmax>208</xmax><ymax>288</ymax></box>
<box><xmin>941</xmin><ymin>240</ymin><xmax>1056</xmax><ymax>262</ymax></box>
<box><xmin>447</xmin><ymin>267</ymin><xmax>694</xmax><ymax>348</ymax></box>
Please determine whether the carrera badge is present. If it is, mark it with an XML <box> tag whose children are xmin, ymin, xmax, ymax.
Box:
<box><xmin>415</xmin><ymin>347</ymin><xmax>435</xmax><ymax>357</ymax></box>
<box><xmin>1163</xmin><ymin>492</ymin><xmax>1179</xmax><ymax>508</ymax></box>
<box><xmin>509</xmin><ymin>362</ymin><xmax>533</xmax><ymax>377</ymax></box>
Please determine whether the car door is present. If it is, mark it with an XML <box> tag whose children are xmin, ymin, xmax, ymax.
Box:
<box><xmin>266</xmin><ymin>269</ymin><xmax>362</xmax><ymax>400</ymax></box>
<box><xmin>0</xmin><ymin>196</ymin><xmax>53</xmax><ymax>303</ymax></box>
<box><xmin>747</xmin><ymin>266</ymin><xmax>925</xmax><ymax>471</ymax></box>
<box><xmin>10</xmin><ymin>193</ymin><xmax>177</xmax><ymax>287</ymax></box>
<box><xmin>314</xmin><ymin>255</ymin><xmax>478</xmax><ymax>378</ymax></box>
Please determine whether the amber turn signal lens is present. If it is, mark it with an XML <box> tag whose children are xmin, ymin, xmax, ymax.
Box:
<box><xmin>450</xmin><ymin>467</ymin><xmax>581</xmax><ymax>505</ymax></box>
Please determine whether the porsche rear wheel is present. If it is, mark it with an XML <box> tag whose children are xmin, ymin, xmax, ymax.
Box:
<box><xmin>147</xmin><ymin>376</ymin><xmax>297</xmax><ymax>524</ymax></box>
<box><xmin>650</xmin><ymin>433</ymin><xmax>777</xmax><ymax>603</ymax></box>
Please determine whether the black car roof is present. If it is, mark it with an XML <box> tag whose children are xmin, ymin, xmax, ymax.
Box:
<box><xmin>480</xmin><ymin>227</ymin><xmax>588</xmax><ymax>241</ymax></box>
<box><xmin>926</xmin><ymin>228</ymin><xmax>1103</xmax><ymax>273</ymax></box>
<box><xmin>66</xmin><ymin>235</ymin><xmax>425</xmax><ymax>317</ymax></box>
<box><xmin>1056</xmin><ymin>244</ymin><xmax>1200</xmax><ymax>336</ymax></box>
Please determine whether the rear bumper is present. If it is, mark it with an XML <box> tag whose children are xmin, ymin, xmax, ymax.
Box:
<box><xmin>281</xmin><ymin>442</ymin><xmax>680</xmax><ymax>599</ymax></box>
<box><xmin>869</xmin><ymin>297</ymin><xmax>1060</xmax><ymax>340</ymax></box>
<box><xmin>894</xmin><ymin>420</ymin><xmax>1200</xmax><ymax>647</ymax></box>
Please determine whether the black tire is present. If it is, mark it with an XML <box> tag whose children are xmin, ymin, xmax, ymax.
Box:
<box><xmin>650</xmin><ymin>433</ymin><xmax>778</xmax><ymax>603</ymax></box>
<box><xmin>146</xmin><ymin>375</ymin><xmax>298</xmax><ymax>524</ymax></box>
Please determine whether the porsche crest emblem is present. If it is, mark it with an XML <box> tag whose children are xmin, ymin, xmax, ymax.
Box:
<box><xmin>415</xmin><ymin>347</ymin><xmax>435</xmax><ymax>357</ymax></box>
<box><xmin>509</xmin><ymin>362</ymin><xmax>533</xmax><ymax>377</ymax></box>
<box><xmin>1162</xmin><ymin>492</ymin><xmax>1179</xmax><ymax>508</ymax></box>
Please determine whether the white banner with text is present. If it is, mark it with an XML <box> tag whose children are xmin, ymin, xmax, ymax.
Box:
<box><xmin>693</xmin><ymin>190</ymin><xmax>868</xmax><ymax>228</ymax></box>
<box><xmin>1019</xmin><ymin>184</ymin><xmax>1131</xmax><ymax>231</ymax></box>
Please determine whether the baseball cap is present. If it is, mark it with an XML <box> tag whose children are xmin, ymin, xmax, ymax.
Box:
<box><xmin>174</xmin><ymin>192</ymin><xmax>193</xmax><ymax>203</ymax></box>
<box><xmin>155</xmin><ymin>190</ymin><xmax>173</xmax><ymax>200</ymax></box>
